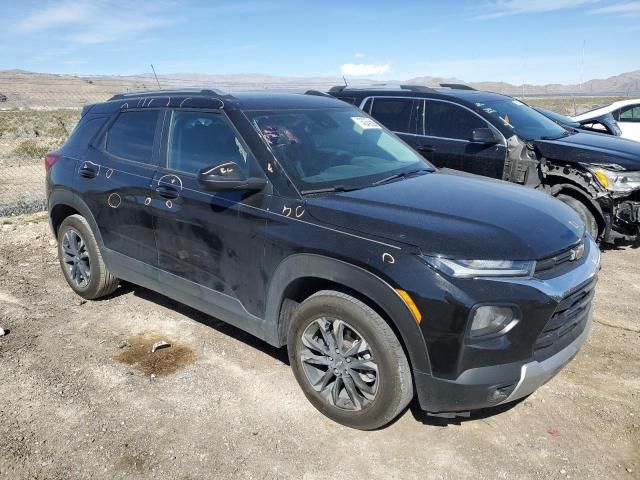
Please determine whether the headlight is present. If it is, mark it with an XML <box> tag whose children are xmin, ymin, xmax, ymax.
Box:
<box><xmin>589</xmin><ymin>168</ymin><xmax>640</xmax><ymax>194</ymax></box>
<box><xmin>421</xmin><ymin>256</ymin><xmax>535</xmax><ymax>278</ymax></box>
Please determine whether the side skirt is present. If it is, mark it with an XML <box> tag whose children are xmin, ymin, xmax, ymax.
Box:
<box><xmin>102</xmin><ymin>248</ymin><xmax>277</xmax><ymax>346</ymax></box>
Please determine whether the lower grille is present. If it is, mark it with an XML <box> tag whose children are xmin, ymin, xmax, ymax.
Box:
<box><xmin>533</xmin><ymin>278</ymin><xmax>596</xmax><ymax>361</ymax></box>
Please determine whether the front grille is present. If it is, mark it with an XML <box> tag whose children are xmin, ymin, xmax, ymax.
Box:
<box><xmin>533</xmin><ymin>278</ymin><xmax>596</xmax><ymax>361</ymax></box>
<box><xmin>535</xmin><ymin>240</ymin><xmax>587</xmax><ymax>279</ymax></box>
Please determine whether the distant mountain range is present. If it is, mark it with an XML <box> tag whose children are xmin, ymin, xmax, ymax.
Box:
<box><xmin>407</xmin><ymin>70</ymin><xmax>640</xmax><ymax>96</ymax></box>
<box><xmin>1</xmin><ymin>69</ymin><xmax>639</xmax><ymax>109</ymax></box>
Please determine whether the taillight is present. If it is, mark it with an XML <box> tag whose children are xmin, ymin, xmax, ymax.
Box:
<box><xmin>44</xmin><ymin>151</ymin><xmax>61</xmax><ymax>172</ymax></box>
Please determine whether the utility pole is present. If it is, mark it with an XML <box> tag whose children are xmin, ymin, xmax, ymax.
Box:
<box><xmin>578</xmin><ymin>40</ymin><xmax>585</xmax><ymax>96</ymax></box>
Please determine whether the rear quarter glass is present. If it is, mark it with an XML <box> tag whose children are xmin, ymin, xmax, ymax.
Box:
<box><xmin>61</xmin><ymin>115</ymin><xmax>110</xmax><ymax>157</ymax></box>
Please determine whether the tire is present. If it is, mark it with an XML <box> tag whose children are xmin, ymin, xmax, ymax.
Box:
<box><xmin>288</xmin><ymin>290</ymin><xmax>413</xmax><ymax>430</ymax></box>
<box><xmin>57</xmin><ymin>214</ymin><xmax>119</xmax><ymax>300</ymax></box>
<box><xmin>557</xmin><ymin>194</ymin><xmax>599</xmax><ymax>239</ymax></box>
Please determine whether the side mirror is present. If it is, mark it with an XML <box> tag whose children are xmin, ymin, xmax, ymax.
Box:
<box><xmin>471</xmin><ymin>127</ymin><xmax>499</xmax><ymax>144</ymax></box>
<box><xmin>197</xmin><ymin>161</ymin><xmax>266</xmax><ymax>192</ymax></box>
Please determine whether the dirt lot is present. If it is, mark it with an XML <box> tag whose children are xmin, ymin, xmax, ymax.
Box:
<box><xmin>0</xmin><ymin>214</ymin><xmax>638</xmax><ymax>480</ymax></box>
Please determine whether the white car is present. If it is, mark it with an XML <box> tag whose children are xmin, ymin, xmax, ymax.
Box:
<box><xmin>573</xmin><ymin>99</ymin><xmax>640</xmax><ymax>142</ymax></box>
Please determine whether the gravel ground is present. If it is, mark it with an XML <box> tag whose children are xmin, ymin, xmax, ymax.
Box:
<box><xmin>0</xmin><ymin>214</ymin><xmax>638</xmax><ymax>479</ymax></box>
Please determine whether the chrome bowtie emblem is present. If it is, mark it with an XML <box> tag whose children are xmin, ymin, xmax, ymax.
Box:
<box><xmin>569</xmin><ymin>243</ymin><xmax>585</xmax><ymax>261</ymax></box>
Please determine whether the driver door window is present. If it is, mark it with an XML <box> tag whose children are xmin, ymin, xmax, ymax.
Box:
<box><xmin>167</xmin><ymin>111</ymin><xmax>252</xmax><ymax>174</ymax></box>
<box><xmin>425</xmin><ymin>101</ymin><xmax>486</xmax><ymax>140</ymax></box>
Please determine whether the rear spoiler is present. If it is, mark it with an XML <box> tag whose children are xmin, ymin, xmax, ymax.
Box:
<box><xmin>80</xmin><ymin>103</ymin><xmax>97</xmax><ymax>117</ymax></box>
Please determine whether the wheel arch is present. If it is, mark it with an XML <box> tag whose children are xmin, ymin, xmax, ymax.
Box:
<box><xmin>265</xmin><ymin>253</ymin><xmax>431</xmax><ymax>374</ymax></box>
<box><xmin>543</xmin><ymin>177</ymin><xmax>607</xmax><ymax>236</ymax></box>
<box><xmin>48</xmin><ymin>190</ymin><xmax>104</xmax><ymax>247</ymax></box>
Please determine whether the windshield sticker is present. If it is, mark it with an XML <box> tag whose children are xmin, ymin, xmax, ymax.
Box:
<box><xmin>352</xmin><ymin>117</ymin><xmax>381</xmax><ymax>130</ymax></box>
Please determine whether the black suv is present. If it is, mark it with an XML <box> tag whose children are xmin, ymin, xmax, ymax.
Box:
<box><xmin>46</xmin><ymin>89</ymin><xmax>600</xmax><ymax>430</ymax></box>
<box><xmin>329</xmin><ymin>85</ymin><xmax>640</xmax><ymax>243</ymax></box>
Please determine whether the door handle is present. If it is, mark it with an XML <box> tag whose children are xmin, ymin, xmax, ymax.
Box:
<box><xmin>417</xmin><ymin>144</ymin><xmax>435</xmax><ymax>153</ymax></box>
<box><xmin>155</xmin><ymin>185</ymin><xmax>179</xmax><ymax>199</ymax></box>
<box><xmin>79</xmin><ymin>165</ymin><xmax>98</xmax><ymax>178</ymax></box>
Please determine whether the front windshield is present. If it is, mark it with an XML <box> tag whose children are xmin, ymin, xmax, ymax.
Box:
<box><xmin>246</xmin><ymin>108</ymin><xmax>429</xmax><ymax>191</ymax></box>
<box><xmin>535</xmin><ymin>107</ymin><xmax>580</xmax><ymax>128</ymax></box>
<box><xmin>478</xmin><ymin>99</ymin><xmax>569</xmax><ymax>140</ymax></box>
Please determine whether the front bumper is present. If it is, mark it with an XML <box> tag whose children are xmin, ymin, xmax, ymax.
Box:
<box><xmin>499</xmin><ymin>309</ymin><xmax>591</xmax><ymax>405</ymax></box>
<box><xmin>413</xmin><ymin>236</ymin><xmax>600</xmax><ymax>413</ymax></box>
<box><xmin>414</xmin><ymin>310</ymin><xmax>592</xmax><ymax>412</ymax></box>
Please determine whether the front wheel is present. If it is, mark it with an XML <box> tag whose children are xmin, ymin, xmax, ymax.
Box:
<box><xmin>288</xmin><ymin>290</ymin><xmax>413</xmax><ymax>430</ymax></box>
<box><xmin>557</xmin><ymin>194</ymin><xmax>599</xmax><ymax>239</ymax></box>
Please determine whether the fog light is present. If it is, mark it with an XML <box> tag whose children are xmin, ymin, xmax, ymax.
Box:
<box><xmin>470</xmin><ymin>306</ymin><xmax>518</xmax><ymax>338</ymax></box>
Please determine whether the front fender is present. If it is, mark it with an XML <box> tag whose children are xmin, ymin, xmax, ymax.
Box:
<box><xmin>264</xmin><ymin>253</ymin><xmax>431</xmax><ymax>373</ymax></box>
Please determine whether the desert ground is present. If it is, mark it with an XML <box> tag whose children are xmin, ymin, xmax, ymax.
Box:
<box><xmin>0</xmin><ymin>213</ymin><xmax>638</xmax><ymax>479</ymax></box>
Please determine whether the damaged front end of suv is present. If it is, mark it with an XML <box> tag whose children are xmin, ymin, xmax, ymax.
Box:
<box><xmin>485</xmin><ymin>102</ymin><xmax>640</xmax><ymax>244</ymax></box>
<box><xmin>531</xmin><ymin>141</ymin><xmax>640</xmax><ymax>243</ymax></box>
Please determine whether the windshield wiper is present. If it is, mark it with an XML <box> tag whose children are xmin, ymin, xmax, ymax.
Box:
<box><xmin>300</xmin><ymin>185</ymin><xmax>362</xmax><ymax>195</ymax></box>
<box><xmin>372</xmin><ymin>168</ymin><xmax>431</xmax><ymax>186</ymax></box>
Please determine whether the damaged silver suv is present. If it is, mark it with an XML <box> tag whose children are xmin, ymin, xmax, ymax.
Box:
<box><xmin>329</xmin><ymin>85</ymin><xmax>640</xmax><ymax>243</ymax></box>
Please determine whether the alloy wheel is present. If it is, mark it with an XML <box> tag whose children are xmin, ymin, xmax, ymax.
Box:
<box><xmin>61</xmin><ymin>229</ymin><xmax>91</xmax><ymax>289</ymax></box>
<box><xmin>300</xmin><ymin>317</ymin><xmax>379</xmax><ymax>411</ymax></box>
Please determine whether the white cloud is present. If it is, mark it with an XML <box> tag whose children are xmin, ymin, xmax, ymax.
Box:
<box><xmin>590</xmin><ymin>1</ymin><xmax>640</xmax><ymax>14</ymax></box>
<box><xmin>341</xmin><ymin>63</ymin><xmax>391</xmax><ymax>76</ymax></box>
<box><xmin>354</xmin><ymin>53</ymin><xmax>365</xmax><ymax>58</ymax></box>
<box><xmin>15</xmin><ymin>2</ymin><xmax>93</xmax><ymax>33</ymax></box>
<box><xmin>473</xmin><ymin>0</ymin><xmax>601</xmax><ymax>20</ymax></box>
<box><xmin>13</xmin><ymin>1</ymin><xmax>177</xmax><ymax>45</ymax></box>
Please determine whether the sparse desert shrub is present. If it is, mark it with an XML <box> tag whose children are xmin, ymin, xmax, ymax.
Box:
<box><xmin>12</xmin><ymin>139</ymin><xmax>50</xmax><ymax>159</ymax></box>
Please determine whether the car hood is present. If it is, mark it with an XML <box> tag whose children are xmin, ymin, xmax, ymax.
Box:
<box><xmin>533</xmin><ymin>132</ymin><xmax>640</xmax><ymax>171</ymax></box>
<box><xmin>304</xmin><ymin>172</ymin><xmax>584</xmax><ymax>260</ymax></box>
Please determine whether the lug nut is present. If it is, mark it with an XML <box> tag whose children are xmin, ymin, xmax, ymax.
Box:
<box><xmin>346</xmin><ymin>358</ymin><xmax>351</xmax><ymax>363</ymax></box>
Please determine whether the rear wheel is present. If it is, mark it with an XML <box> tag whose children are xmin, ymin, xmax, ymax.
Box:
<box><xmin>57</xmin><ymin>214</ymin><xmax>119</xmax><ymax>299</ymax></box>
<box><xmin>288</xmin><ymin>290</ymin><xmax>413</xmax><ymax>430</ymax></box>
<box><xmin>557</xmin><ymin>194</ymin><xmax>599</xmax><ymax>239</ymax></box>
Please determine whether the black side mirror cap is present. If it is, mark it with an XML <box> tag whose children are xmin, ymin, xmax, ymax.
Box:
<box><xmin>197</xmin><ymin>161</ymin><xmax>267</xmax><ymax>192</ymax></box>
<box><xmin>471</xmin><ymin>127</ymin><xmax>500</xmax><ymax>144</ymax></box>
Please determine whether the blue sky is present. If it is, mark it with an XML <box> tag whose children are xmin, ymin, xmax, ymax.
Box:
<box><xmin>0</xmin><ymin>0</ymin><xmax>638</xmax><ymax>84</ymax></box>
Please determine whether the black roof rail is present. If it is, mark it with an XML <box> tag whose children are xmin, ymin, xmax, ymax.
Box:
<box><xmin>328</xmin><ymin>86</ymin><xmax>347</xmax><ymax>94</ymax></box>
<box><xmin>108</xmin><ymin>88</ymin><xmax>231</xmax><ymax>101</ymax></box>
<box><xmin>304</xmin><ymin>90</ymin><xmax>333</xmax><ymax>98</ymax></box>
<box><xmin>399</xmin><ymin>84</ymin><xmax>438</xmax><ymax>93</ymax></box>
<box><xmin>328</xmin><ymin>84</ymin><xmax>438</xmax><ymax>94</ymax></box>
<box><xmin>439</xmin><ymin>83</ymin><xmax>476</xmax><ymax>91</ymax></box>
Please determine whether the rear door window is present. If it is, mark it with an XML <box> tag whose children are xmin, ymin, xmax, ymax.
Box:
<box><xmin>105</xmin><ymin>110</ymin><xmax>160</xmax><ymax>163</ymax></box>
<box><xmin>425</xmin><ymin>100</ymin><xmax>486</xmax><ymax>140</ymax></box>
<box><xmin>370</xmin><ymin>98</ymin><xmax>417</xmax><ymax>133</ymax></box>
